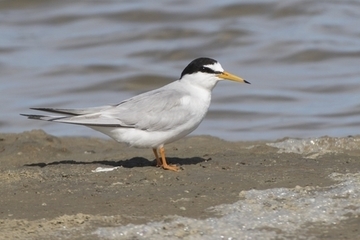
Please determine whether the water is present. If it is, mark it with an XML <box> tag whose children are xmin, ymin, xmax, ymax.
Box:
<box><xmin>94</xmin><ymin>172</ymin><xmax>360</xmax><ymax>239</ymax></box>
<box><xmin>1</xmin><ymin>0</ymin><xmax>360</xmax><ymax>141</ymax></box>
<box><xmin>268</xmin><ymin>135</ymin><xmax>360</xmax><ymax>157</ymax></box>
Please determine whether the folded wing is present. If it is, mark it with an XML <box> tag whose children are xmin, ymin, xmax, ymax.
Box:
<box><xmin>22</xmin><ymin>86</ymin><xmax>193</xmax><ymax>131</ymax></box>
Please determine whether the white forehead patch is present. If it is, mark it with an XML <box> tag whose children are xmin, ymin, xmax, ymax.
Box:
<box><xmin>204</xmin><ymin>62</ymin><xmax>224</xmax><ymax>72</ymax></box>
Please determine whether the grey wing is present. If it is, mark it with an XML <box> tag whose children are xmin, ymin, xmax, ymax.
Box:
<box><xmin>23</xmin><ymin>86</ymin><xmax>192</xmax><ymax>130</ymax></box>
<box><xmin>22</xmin><ymin>105</ymin><xmax>128</xmax><ymax>127</ymax></box>
<box><xmin>21</xmin><ymin>111</ymin><xmax>131</xmax><ymax>127</ymax></box>
<box><xmin>108</xmin><ymin>88</ymin><xmax>192</xmax><ymax>131</ymax></box>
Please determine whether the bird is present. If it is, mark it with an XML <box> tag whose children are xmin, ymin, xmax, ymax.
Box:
<box><xmin>21</xmin><ymin>57</ymin><xmax>250</xmax><ymax>171</ymax></box>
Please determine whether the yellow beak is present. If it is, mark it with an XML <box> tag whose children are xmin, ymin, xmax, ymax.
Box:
<box><xmin>217</xmin><ymin>71</ymin><xmax>250</xmax><ymax>84</ymax></box>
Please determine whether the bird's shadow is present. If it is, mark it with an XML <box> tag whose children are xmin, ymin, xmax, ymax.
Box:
<box><xmin>24</xmin><ymin>157</ymin><xmax>206</xmax><ymax>169</ymax></box>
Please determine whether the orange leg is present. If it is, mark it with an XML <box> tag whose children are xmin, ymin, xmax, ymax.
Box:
<box><xmin>159</xmin><ymin>146</ymin><xmax>179</xmax><ymax>172</ymax></box>
<box><xmin>152</xmin><ymin>148</ymin><xmax>162</xmax><ymax>167</ymax></box>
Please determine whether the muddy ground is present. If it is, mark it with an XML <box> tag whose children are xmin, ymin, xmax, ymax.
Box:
<box><xmin>1</xmin><ymin>130</ymin><xmax>359</xmax><ymax>239</ymax></box>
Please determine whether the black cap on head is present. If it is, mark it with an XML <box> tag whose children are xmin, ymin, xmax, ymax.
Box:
<box><xmin>180</xmin><ymin>57</ymin><xmax>218</xmax><ymax>79</ymax></box>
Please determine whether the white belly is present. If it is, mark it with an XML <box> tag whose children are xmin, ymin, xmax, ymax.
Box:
<box><xmin>92</xmin><ymin>126</ymin><xmax>195</xmax><ymax>148</ymax></box>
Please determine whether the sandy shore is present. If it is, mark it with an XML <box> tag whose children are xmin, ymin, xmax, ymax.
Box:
<box><xmin>1</xmin><ymin>130</ymin><xmax>360</xmax><ymax>239</ymax></box>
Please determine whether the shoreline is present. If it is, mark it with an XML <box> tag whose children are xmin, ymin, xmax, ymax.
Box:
<box><xmin>1</xmin><ymin>130</ymin><xmax>360</xmax><ymax>239</ymax></box>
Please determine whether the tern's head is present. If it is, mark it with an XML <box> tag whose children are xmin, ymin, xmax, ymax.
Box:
<box><xmin>179</xmin><ymin>57</ymin><xmax>249</xmax><ymax>90</ymax></box>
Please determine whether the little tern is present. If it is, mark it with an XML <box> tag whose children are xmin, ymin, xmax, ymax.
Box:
<box><xmin>21</xmin><ymin>57</ymin><xmax>250</xmax><ymax>171</ymax></box>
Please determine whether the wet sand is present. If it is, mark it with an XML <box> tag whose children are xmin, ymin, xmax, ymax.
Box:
<box><xmin>1</xmin><ymin>130</ymin><xmax>360</xmax><ymax>239</ymax></box>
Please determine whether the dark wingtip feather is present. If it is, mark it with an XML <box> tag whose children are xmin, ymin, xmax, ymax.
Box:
<box><xmin>20</xmin><ymin>114</ymin><xmax>47</xmax><ymax>120</ymax></box>
<box><xmin>30</xmin><ymin>107</ymin><xmax>52</xmax><ymax>111</ymax></box>
<box><xmin>29</xmin><ymin>107</ymin><xmax>80</xmax><ymax>116</ymax></box>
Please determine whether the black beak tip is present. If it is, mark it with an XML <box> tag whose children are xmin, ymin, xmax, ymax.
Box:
<box><xmin>244</xmin><ymin>80</ymin><xmax>251</xmax><ymax>84</ymax></box>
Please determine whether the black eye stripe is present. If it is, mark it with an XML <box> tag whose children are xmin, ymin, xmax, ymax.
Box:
<box><xmin>201</xmin><ymin>67</ymin><xmax>215</xmax><ymax>74</ymax></box>
<box><xmin>201</xmin><ymin>67</ymin><xmax>222</xmax><ymax>75</ymax></box>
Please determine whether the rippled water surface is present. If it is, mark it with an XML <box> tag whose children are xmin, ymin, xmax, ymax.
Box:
<box><xmin>2</xmin><ymin>0</ymin><xmax>360</xmax><ymax>141</ymax></box>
